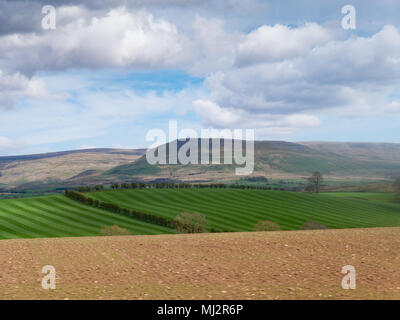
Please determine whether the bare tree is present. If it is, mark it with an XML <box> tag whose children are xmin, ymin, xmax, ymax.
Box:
<box><xmin>308</xmin><ymin>171</ymin><xmax>323</xmax><ymax>193</ymax></box>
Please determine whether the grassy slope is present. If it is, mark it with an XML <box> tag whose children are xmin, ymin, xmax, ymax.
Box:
<box><xmin>0</xmin><ymin>195</ymin><xmax>175</xmax><ymax>240</ymax></box>
<box><xmin>255</xmin><ymin>141</ymin><xmax>400</xmax><ymax>176</ymax></box>
<box><xmin>87</xmin><ymin>189</ymin><xmax>400</xmax><ymax>231</ymax></box>
<box><xmin>1</xmin><ymin>189</ymin><xmax>399</xmax><ymax>240</ymax></box>
<box><xmin>101</xmin><ymin>141</ymin><xmax>400</xmax><ymax>184</ymax></box>
<box><xmin>323</xmin><ymin>192</ymin><xmax>398</xmax><ymax>202</ymax></box>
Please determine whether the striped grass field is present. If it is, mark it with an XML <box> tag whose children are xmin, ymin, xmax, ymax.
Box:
<box><xmin>88</xmin><ymin>189</ymin><xmax>400</xmax><ymax>231</ymax></box>
<box><xmin>1</xmin><ymin>189</ymin><xmax>400</xmax><ymax>240</ymax></box>
<box><xmin>0</xmin><ymin>195</ymin><xmax>175</xmax><ymax>240</ymax></box>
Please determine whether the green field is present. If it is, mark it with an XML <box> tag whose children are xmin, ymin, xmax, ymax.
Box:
<box><xmin>322</xmin><ymin>192</ymin><xmax>397</xmax><ymax>202</ymax></box>
<box><xmin>0</xmin><ymin>195</ymin><xmax>175</xmax><ymax>239</ymax></box>
<box><xmin>87</xmin><ymin>189</ymin><xmax>400</xmax><ymax>231</ymax></box>
<box><xmin>0</xmin><ymin>189</ymin><xmax>399</xmax><ymax>240</ymax></box>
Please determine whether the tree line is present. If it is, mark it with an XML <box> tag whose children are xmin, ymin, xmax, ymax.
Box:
<box><xmin>75</xmin><ymin>182</ymin><xmax>286</xmax><ymax>193</ymax></box>
<box><xmin>65</xmin><ymin>189</ymin><xmax>225</xmax><ymax>233</ymax></box>
<box><xmin>66</xmin><ymin>189</ymin><xmax>177</xmax><ymax>229</ymax></box>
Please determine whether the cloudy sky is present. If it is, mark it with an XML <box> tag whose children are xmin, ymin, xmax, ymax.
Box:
<box><xmin>1</xmin><ymin>0</ymin><xmax>400</xmax><ymax>155</ymax></box>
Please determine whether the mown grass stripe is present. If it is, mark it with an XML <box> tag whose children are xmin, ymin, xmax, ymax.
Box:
<box><xmin>0</xmin><ymin>194</ymin><xmax>175</xmax><ymax>239</ymax></box>
<box><xmin>88</xmin><ymin>189</ymin><xmax>400</xmax><ymax>231</ymax></box>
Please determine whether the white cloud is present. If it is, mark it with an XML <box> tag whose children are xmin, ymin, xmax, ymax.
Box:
<box><xmin>192</xmin><ymin>99</ymin><xmax>320</xmax><ymax>138</ymax></box>
<box><xmin>194</xmin><ymin>24</ymin><xmax>400</xmax><ymax>134</ymax></box>
<box><xmin>0</xmin><ymin>136</ymin><xmax>25</xmax><ymax>155</ymax></box>
<box><xmin>0</xmin><ymin>7</ymin><xmax>192</xmax><ymax>75</ymax></box>
<box><xmin>236</xmin><ymin>23</ymin><xmax>332</xmax><ymax>66</ymax></box>
<box><xmin>192</xmin><ymin>99</ymin><xmax>241</xmax><ymax>127</ymax></box>
<box><xmin>0</xmin><ymin>70</ymin><xmax>49</xmax><ymax>109</ymax></box>
<box><xmin>279</xmin><ymin>114</ymin><xmax>321</xmax><ymax>127</ymax></box>
<box><xmin>0</xmin><ymin>71</ymin><xmax>205</xmax><ymax>148</ymax></box>
<box><xmin>1</xmin><ymin>2</ymin><xmax>400</xmax><ymax>149</ymax></box>
<box><xmin>189</xmin><ymin>16</ymin><xmax>240</xmax><ymax>75</ymax></box>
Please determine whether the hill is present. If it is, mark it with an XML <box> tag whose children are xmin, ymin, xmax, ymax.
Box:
<box><xmin>1</xmin><ymin>228</ymin><xmax>399</xmax><ymax>299</ymax></box>
<box><xmin>1</xmin><ymin>141</ymin><xmax>400</xmax><ymax>191</ymax></box>
<box><xmin>0</xmin><ymin>148</ymin><xmax>145</xmax><ymax>191</ymax></box>
<box><xmin>82</xmin><ymin>140</ymin><xmax>400</xmax><ymax>188</ymax></box>
<box><xmin>86</xmin><ymin>188</ymin><xmax>400</xmax><ymax>231</ymax></box>
<box><xmin>0</xmin><ymin>195</ymin><xmax>174</xmax><ymax>239</ymax></box>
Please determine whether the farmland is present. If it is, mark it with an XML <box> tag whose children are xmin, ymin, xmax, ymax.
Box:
<box><xmin>0</xmin><ymin>195</ymin><xmax>174</xmax><ymax>240</ymax></box>
<box><xmin>0</xmin><ymin>188</ymin><xmax>399</xmax><ymax>241</ymax></box>
<box><xmin>87</xmin><ymin>188</ymin><xmax>400</xmax><ymax>231</ymax></box>
<box><xmin>1</xmin><ymin>228</ymin><xmax>399</xmax><ymax>300</ymax></box>
<box><xmin>0</xmin><ymin>188</ymin><xmax>399</xmax><ymax>300</ymax></box>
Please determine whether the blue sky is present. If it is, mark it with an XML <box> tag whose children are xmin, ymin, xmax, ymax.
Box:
<box><xmin>0</xmin><ymin>0</ymin><xmax>400</xmax><ymax>155</ymax></box>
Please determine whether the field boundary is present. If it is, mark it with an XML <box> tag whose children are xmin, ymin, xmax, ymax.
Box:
<box><xmin>65</xmin><ymin>190</ymin><xmax>179</xmax><ymax>230</ymax></box>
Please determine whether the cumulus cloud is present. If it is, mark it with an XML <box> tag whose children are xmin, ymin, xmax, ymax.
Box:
<box><xmin>196</xmin><ymin>24</ymin><xmax>400</xmax><ymax>132</ymax></box>
<box><xmin>0</xmin><ymin>5</ymin><xmax>195</xmax><ymax>109</ymax></box>
<box><xmin>189</xmin><ymin>16</ymin><xmax>241</xmax><ymax>75</ymax></box>
<box><xmin>0</xmin><ymin>7</ymin><xmax>192</xmax><ymax>75</ymax></box>
<box><xmin>0</xmin><ymin>70</ymin><xmax>49</xmax><ymax>109</ymax></box>
<box><xmin>192</xmin><ymin>99</ymin><xmax>320</xmax><ymax>137</ymax></box>
<box><xmin>1</xmin><ymin>0</ymin><xmax>400</xmax><ymax>149</ymax></box>
<box><xmin>236</xmin><ymin>23</ymin><xmax>332</xmax><ymax>66</ymax></box>
<box><xmin>192</xmin><ymin>99</ymin><xmax>241</xmax><ymax>127</ymax></box>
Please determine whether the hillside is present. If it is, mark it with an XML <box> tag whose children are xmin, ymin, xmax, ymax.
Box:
<box><xmin>66</xmin><ymin>140</ymin><xmax>400</xmax><ymax>188</ymax></box>
<box><xmin>0</xmin><ymin>148</ymin><xmax>145</xmax><ymax>191</ymax></box>
<box><xmin>87</xmin><ymin>189</ymin><xmax>400</xmax><ymax>231</ymax></box>
<box><xmin>1</xmin><ymin>228</ymin><xmax>399</xmax><ymax>299</ymax></box>
<box><xmin>1</xmin><ymin>141</ymin><xmax>400</xmax><ymax>191</ymax></box>
<box><xmin>0</xmin><ymin>195</ymin><xmax>174</xmax><ymax>239</ymax></box>
<box><xmin>301</xmin><ymin>141</ymin><xmax>400</xmax><ymax>161</ymax></box>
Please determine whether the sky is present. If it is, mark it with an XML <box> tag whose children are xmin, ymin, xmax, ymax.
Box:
<box><xmin>0</xmin><ymin>0</ymin><xmax>400</xmax><ymax>155</ymax></box>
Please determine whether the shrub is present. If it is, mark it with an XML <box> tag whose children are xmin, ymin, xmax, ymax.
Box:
<box><xmin>300</xmin><ymin>221</ymin><xmax>328</xmax><ymax>230</ymax></box>
<box><xmin>254</xmin><ymin>220</ymin><xmax>280</xmax><ymax>231</ymax></box>
<box><xmin>99</xmin><ymin>225</ymin><xmax>131</xmax><ymax>236</ymax></box>
<box><xmin>174</xmin><ymin>212</ymin><xmax>209</xmax><ymax>233</ymax></box>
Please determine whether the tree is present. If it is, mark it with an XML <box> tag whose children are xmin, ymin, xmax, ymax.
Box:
<box><xmin>174</xmin><ymin>212</ymin><xmax>208</xmax><ymax>233</ymax></box>
<box><xmin>307</xmin><ymin>171</ymin><xmax>323</xmax><ymax>193</ymax></box>
<box><xmin>254</xmin><ymin>220</ymin><xmax>280</xmax><ymax>231</ymax></box>
<box><xmin>394</xmin><ymin>178</ymin><xmax>400</xmax><ymax>202</ymax></box>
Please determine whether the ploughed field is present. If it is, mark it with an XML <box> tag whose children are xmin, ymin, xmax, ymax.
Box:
<box><xmin>0</xmin><ymin>189</ymin><xmax>400</xmax><ymax>240</ymax></box>
<box><xmin>87</xmin><ymin>189</ymin><xmax>400</xmax><ymax>231</ymax></box>
<box><xmin>1</xmin><ymin>228</ymin><xmax>399</xmax><ymax>299</ymax></box>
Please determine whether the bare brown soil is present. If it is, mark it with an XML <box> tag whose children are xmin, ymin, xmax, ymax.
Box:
<box><xmin>0</xmin><ymin>228</ymin><xmax>399</xmax><ymax>300</ymax></box>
